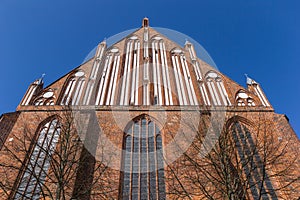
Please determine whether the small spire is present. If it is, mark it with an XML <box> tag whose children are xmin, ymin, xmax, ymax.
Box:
<box><xmin>38</xmin><ymin>73</ymin><xmax>45</xmax><ymax>85</ymax></box>
<box><xmin>245</xmin><ymin>74</ymin><xmax>257</xmax><ymax>85</ymax></box>
<box><xmin>142</xmin><ymin>17</ymin><xmax>149</xmax><ymax>27</ymax></box>
<box><xmin>184</xmin><ymin>39</ymin><xmax>191</xmax><ymax>46</ymax></box>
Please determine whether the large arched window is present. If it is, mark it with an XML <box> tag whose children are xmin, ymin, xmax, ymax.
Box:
<box><xmin>230</xmin><ymin>120</ymin><xmax>277</xmax><ymax>200</ymax></box>
<box><xmin>15</xmin><ymin>117</ymin><xmax>61</xmax><ymax>199</ymax></box>
<box><xmin>122</xmin><ymin>116</ymin><xmax>166</xmax><ymax>200</ymax></box>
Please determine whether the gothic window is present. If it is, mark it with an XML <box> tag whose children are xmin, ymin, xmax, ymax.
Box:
<box><xmin>122</xmin><ymin>116</ymin><xmax>166</xmax><ymax>200</ymax></box>
<box><xmin>205</xmin><ymin>71</ymin><xmax>231</xmax><ymax>106</ymax></box>
<box><xmin>60</xmin><ymin>71</ymin><xmax>85</xmax><ymax>105</ymax></box>
<box><xmin>61</xmin><ymin>77</ymin><xmax>76</xmax><ymax>105</ymax></box>
<box><xmin>231</xmin><ymin>121</ymin><xmax>277</xmax><ymax>199</ymax></box>
<box><xmin>72</xmin><ymin>77</ymin><xmax>86</xmax><ymax>105</ymax></box>
<box><xmin>15</xmin><ymin>117</ymin><xmax>61</xmax><ymax>199</ymax></box>
<box><xmin>235</xmin><ymin>90</ymin><xmax>255</xmax><ymax>107</ymax></box>
<box><xmin>32</xmin><ymin>89</ymin><xmax>56</xmax><ymax>106</ymax></box>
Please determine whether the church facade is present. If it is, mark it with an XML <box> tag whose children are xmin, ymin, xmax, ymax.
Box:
<box><xmin>0</xmin><ymin>18</ymin><xmax>299</xmax><ymax>200</ymax></box>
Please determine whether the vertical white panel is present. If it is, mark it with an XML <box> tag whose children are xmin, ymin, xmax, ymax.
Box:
<box><xmin>210</xmin><ymin>81</ymin><xmax>221</xmax><ymax>105</ymax></box>
<box><xmin>74</xmin><ymin>79</ymin><xmax>86</xmax><ymax>105</ymax></box>
<box><xmin>130</xmin><ymin>42</ymin><xmax>137</xmax><ymax>105</ymax></box>
<box><xmin>175</xmin><ymin>56</ymin><xmax>188</xmax><ymax>105</ymax></box>
<box><xmin>155</xmin><ymin>42</ymin><xmax>163</xmax><ymax>105</ymax></box>
<box><xmin>91</xmin><ymin>46</ymin><xmax>105</xmax><ymax>79</ymax></box>
<box><xmin>83</xmin><ymin>80</ymin><xmax>93</xmax><ymax>105</ymax></box>
<box><xmin>24</xmin><ymin>86</ymin><xmax>37</xmax><ymax>105</ymax></box>
<box><xmin>110</xmin><ymin>55</ymin><xmax>120</xmax><ymax>105</ymax></box>
<box><xmin>95</xmin><ymin>55</ymin><xmax>111</xmax><ymax>105</ymax></box>
<box><xmin>195</xmin><ymin>62</ymin><xmax>202</xmax><ymax>80</ymax></box>
<box><xmin>152</xmin><ymin>42</ymin><xmax>158</xmax><ymax>103</ymax></box>
<box><xmin>171</xmin><ymin>55</ymin><xmax>183</xmax><ymax>105</ymax></box>
<box><xmin>106</xmin><ymin>55</ymin><xmax>118</xmax><ymax>105</ymax></box>
<box><xmin>83</xmin><ymin>44</ymin><xmax>105</xmax><ymax>105</ymax></box>
<box><xmin>99</xmin><ymin>55</ymin><xmax>113</xmax><ymax>105</ymax></box>
<box><xmin>163</xmin><ymin>43</ymin><xmax>173</xmax><ymax>105</ymax></box>
<box><xmin>180</xmin><ymin>55</ymin><xmax>194</xmax><ymax>105</ymax></box>
<box><xmin>216</xmin><ymin>82</ymin><xmax>227</xmax><ymax>106</ymax></box>
<box><xmin>62</xmin><ymin>79</ymin><xmax>76</xmax><ymax>105</ymax></box>
<box><xmin>255</xmin><ymin>85</ymin><xmax>270</xmax><ymax>107</ymax></box>
<box><xmin>143</xmin><ymin>62</ymin><xmax>149</xmax><ymax>106</ymax></box>
<box><xmin>120</xmin><ymin>41</ymin><xmax>132</xmax><ymax>105</ymax></box>
<box><xmin>207</xmin><ymin>81</ymin><xmax>218</xmax><ymax>106</ymax></box>
<box><xmin>201</xmin><ymin>83</ymin><xmax>211</xmax><ymax>106</ymax></box>
<box><xmin>183</xmin><ymin>56</ymin><xmax>198</xmax><ymax>105</ymax></box>
<box><xmin>134</xmin><ymin>42</ymin><xmax>140</xmax><ymax>105</ymax></box>
<box><xmin>159</xmin><ymin>41</ymin><xmax>169</xmax><ymax>105</ymax></box>
<box><xmin>219</xmin><ymin>81</ymin><xmax>231</xmax><ymax>106</ymax></box>
<box><xmin>124</xmin><ymin>41</ymin><xmax>134</xmax><ymax>105</ymax></box>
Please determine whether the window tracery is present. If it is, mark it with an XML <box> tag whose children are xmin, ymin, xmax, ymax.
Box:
<box><xmin>15</xmin><ymin>117</ymin><xmax>61</xmax><ymax>199</ymax></box>
<box><xmin>122</xmin><ymin>116</ymin><xmax>166</xmax><ymax>200</ymax></box>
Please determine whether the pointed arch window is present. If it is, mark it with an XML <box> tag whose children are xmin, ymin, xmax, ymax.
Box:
<box><xmin>205</xmin><ymin>71</ymin><xmax>231</xmax><ymax>106</ymax></box>
<box><xmin>122</xmin><ymin>116</ymin><xmax>166</xmax><ymax>200</ymax></box>
<box><xmin>15</xmin><ymin>118</ymin><xmax>61</xmax><ymax>199</ymax></box>
<box><xmin>231</xmin><ymin>121</ymin><xmax>277</xmax><ymax>199</ymax></box>
<box><xmin>235</xmin><ymin>90</ymin><xmax>256</xmax><ymax>107</ymax></box>
<box><xmin>60</xmin><ymin>71</ymin><xmax>86</xmax><ymax>105</ymax></box>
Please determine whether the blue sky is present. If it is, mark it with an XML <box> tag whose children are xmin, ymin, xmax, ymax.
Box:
<box><xmin>0</xmin><ymin>0</ymin><xmax>299</xmax><ymax>137</ymax></box>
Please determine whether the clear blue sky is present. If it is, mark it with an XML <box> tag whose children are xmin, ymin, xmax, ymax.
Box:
<box><xmin>0</xmin><ymin>0</ymin><xmax>299</xmax><ymax>137</ymax></box>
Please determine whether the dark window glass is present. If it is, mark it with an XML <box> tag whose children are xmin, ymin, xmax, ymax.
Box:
<box><xmin>122</xmin><ymin>117</ymin><xmax>166</xmax><ymax>200</ymax></box>
<box><xmin>15</xmin><ymin>118</ymin><xmax>60</xmax><ymax>199</ymax></box>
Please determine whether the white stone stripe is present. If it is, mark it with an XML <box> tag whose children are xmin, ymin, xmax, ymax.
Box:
<box><xmin>219</xmin><ymin>81</ymin><xmax>231</xmax><ymax>106</ymax></box>
<box><xmin>134</xmin><ymin>42</ymin><xmax>140</xmax><ymax>106</ymax></box>
<box><xmin>175</xmin><ymin>56</ymin><xmax>188</xmax><ymax>105</ymax></box>
<box><xmin>144</xmin><ymin>41</ymin><xmax>148</xmax><ymax>58</ymax></box>
<box><xmin>99</xmin><ymin>55</ymin><xmax>113</xmax><ymax>105</ymax></box>
<box><xmin>66</xmin><ymin>80</ymin><xmax>76</xmax><ymax>105</ymax></box>
<box><xmin>106</xmin><ymin>55</ymin><xmax>118</xmax><ymax>105</ymax></box>
<box><xmin>91</xmin><ymin>46</ymin><xmax>105</xmax><ymax>79</ymax></box>
<box><xmin>143</xmin><ymin>62</ymin><xmax>149</xmax><ymax>106</ymax></box>
<box><xmin>95</xmin><ymin>55</ymin><xmax>111</xmax><ymax>105</ymax></box>
<box><xmin>211</xmin><ymin>81</ymin><xmax>221</xmax><ymax>105</ymax></box>
<box><xmin>24</xmin><ymin>86</ymin><xmax>36</xmax><ymax>105</ymax></box>
<box><xmin>183</xmin><ymin>56</ymin><xmax>198</xmax><ymax>105</ymax></box>
<box><xmin>120</xmin><ymin>41</ymin><xmax>132</xmax><ymax>105</ymax></box>
<box><xmin>171</xmin><ymin>55</ymin><xmax>183</xmax><ymax>105</ymax></box>
<box><xmin>199</xmin><ymin>86</ymin><xmax>207</xmax><ymax>105</ymax></box>
<box><xmin>159</xmin><ymin>41</ymin><xmax>169</xmax><ymax>105</ymax></box>
<box><xmin>110</xmin><ymin>55</ymin><xmax>120</xmax><ymax>105</ymax></box>
<box><xmin>155</xmin><ymin>42</ymin><xmax>163</xmax><ymax>105</ymax></box>
<box><xmin>195</xmin><ymin>62</ymin><xmax>202</xmax><ymax>80</ymax></box>
<box><xmin>201</xmin><ymin>83</ymin><xmax>211</xmax><ymax>106</ymax></box>
<box><xmin>180</xmin><ymin>55</ymin><xmax>195</xmax><ymax>105</ymax></box>
<box><xmin>163</xmin><ymin>43</ymin><xmax>173</xmax><ymax>105</ymax></box>
<box><xmin>84</xmin><ymin>81</ymin><xmax>94</xmax><ymax>105</ymax></box>
<box><xmin>207</xmin><ymin>81</ymin><xmax>218</xmax><ymax>106</ymax></box>
<box><xmin>216</xmin><ymin>82</ymin><xmax>227</xmax><ymax>106</ymax></box>
<box><xmin>152</xmin><ymin>42</ymin><xmax>158</xmax><ymax>102</ymax></box>
<box><xmin>72</xmin><ymin>79</ymin><xmax>81</xmax><ymax>105</ymax></box>
<box><xmin>124</xmin><ymin>41</ymin><xmax>134</xmax><ymax>105</ymax></box>
<box><xmin>130</xmin><ymin>42</ymin><xmax>138</xmax><ymax>105</ymax></box>
<box><xmin>74</xmin><ymin>79</ymin><xmax>85</xmax><ymax>105</ymax></box>
<box><xmin>22</xmin><ymin>86</ymin><xmax>32</xmax><ymax>105</ymax></box>
<box><xmin>255</xmin><ymin>85</ymin><xmax>270</xmax><ymax>106</ymax></box>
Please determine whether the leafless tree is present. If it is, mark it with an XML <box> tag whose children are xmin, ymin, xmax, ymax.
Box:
<box><xmin>165</xmin><ymin>112</ymin><xmax>300</xmax><ymax>200</ymax></box>
<box><xmin>0</xmin><ymin>107</ymin><xmax>117</xmax><ymax>199</ymax></box>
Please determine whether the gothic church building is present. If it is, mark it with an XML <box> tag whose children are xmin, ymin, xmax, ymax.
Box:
<box><xmin>0</xmin><ymin>18</ymin><xmax>299</xmax><ymax>200</ymax></box>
